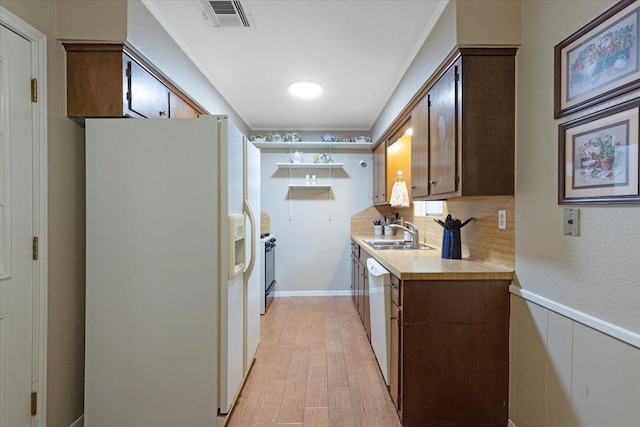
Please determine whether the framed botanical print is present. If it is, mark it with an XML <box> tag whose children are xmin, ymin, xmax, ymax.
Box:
<box><xmin>555</xmin><ymin>0</ymin><xmax>640</xmax><ymax>118</ymax></box>
<box><xmin>559</xmin><ymin>98</ymin><xmax>640</xmax><ymax>204</ymax></box>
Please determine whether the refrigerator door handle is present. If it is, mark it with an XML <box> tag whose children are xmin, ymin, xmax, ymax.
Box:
<box><xmin>243</xmin><ymin>198</ymin><xmax>256</xmax><ymax>281</ymax></box>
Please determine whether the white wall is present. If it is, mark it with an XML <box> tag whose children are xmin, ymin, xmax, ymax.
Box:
<box><xmin>2</xmin><ymin>2</ymin><xmax>87</xmax><ymax>426</ymax></box>
<box><xmin>510</xmin><ymin>294</ymin><xmax>640</xmax><ymax>426</ymax></box>
<box><xmin>512</xmin><ymin>1</ymin><xmax>640</xmax><ymax>425</ymax></box>
<box><xmin>127</xmin><ymin>0</ymin><xmax>250</xmax><ymax>135</ymax></box>
<box><xmin>370</xmin><ymin>0</ymin><xmax>523</xmax><ymax>142</ymax></box>
<box><xmin>259</xmin><ymin>144</ymin><xmax>372</xmax><ymax>294</ymax></box>
<box><xmin>515</xmin><ymin>0</ymin><xmax>640</xmax><ymax>335</ymax></box>
<box><xmin>370</xmin><ymin>0</ymin><xmax>453</xmax><ymax>141</ymax></box>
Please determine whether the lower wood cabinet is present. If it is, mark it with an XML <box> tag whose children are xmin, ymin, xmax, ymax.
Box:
<box><xmin>350</xmin><ymin>241</ymin><xmax>371</xmax><ymax>340</ymax></box>
<box><xmin>389</xmin><ymin>274</ymin><xmax>510</xmax><ymax>426</ymax></box>
<box><xmin>389</xmin><ymin>286</ymin><xmax>401</xmax><ymax>417</ymax></box>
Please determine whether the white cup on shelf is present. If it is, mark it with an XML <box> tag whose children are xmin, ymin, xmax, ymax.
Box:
<box><xmin>291</xmin><ymin>151</ymin><xmax>303</xmax><ymax>163</ymax></box>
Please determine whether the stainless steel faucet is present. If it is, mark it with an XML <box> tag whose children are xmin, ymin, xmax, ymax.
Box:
<box><xmin>389</xmin><ymin>221</ymin><xmax>420</xmax><ymax>248</ymax></box>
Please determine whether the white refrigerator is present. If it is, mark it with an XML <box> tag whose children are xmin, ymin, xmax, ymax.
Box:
<box><xmin>84</xmin><ymin>116</ymin><xmax>261</xmax><ymax>426</ymax></box>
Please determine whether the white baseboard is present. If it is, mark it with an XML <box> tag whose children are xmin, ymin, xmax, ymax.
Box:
<box><xmin>510</xmin><ymin>286</ymin><xmax>640</xmax><ymax>350</ymax></box>
<box><xmin>69</xmin><ymin>415</ymin><xmax>83</xmax><ymax>427</ymax></box>
<box><xmin>508</xmin><ymin>419</ymin><xmax>517</xmax><ymax>427</ymax></box>
<box><xmin>274</xmin><ymin>290</ymin><xmax>351</xmax><ymax>297</ymax></box>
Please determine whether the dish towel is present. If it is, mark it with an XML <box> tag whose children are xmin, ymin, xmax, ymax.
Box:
<box><xmin>390</xmin><ymin>181</ymin><xmax>410</xmax><ymax>208</ymax></box>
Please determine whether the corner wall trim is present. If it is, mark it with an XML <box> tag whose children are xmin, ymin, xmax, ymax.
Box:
<box><xmin>274</xmin><ymin>290</ymin><xmax>352</xmax><ymax>297</ymax></box>
<box><xmin>510</xmin><ymin>286</ymin><xmax>640</xmax><ymax>350</ymax></box>
<box><xmin>69</xmin><ymin>415</ymin><xmax>83</xmax><ymax>427</ymax></box>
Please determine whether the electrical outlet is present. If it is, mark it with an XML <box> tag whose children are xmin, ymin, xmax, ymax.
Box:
<box><xmin>498</xmin><ymin>209</ymin><xmax>507</xmax><ymax>229</ymax></box>
<box><xmin>563</xmin><ymin>208</ymin><xmax>580</xmax><ymax>236</ymax></box>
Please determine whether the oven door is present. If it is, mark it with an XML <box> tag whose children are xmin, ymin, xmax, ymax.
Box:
<box><xmin>264</xmin><ymin>239</ymin><xmax>276</xmax><ymax>312</ymax></box>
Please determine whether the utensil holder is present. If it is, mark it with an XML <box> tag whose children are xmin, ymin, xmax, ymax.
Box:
<box><xmin>374</xmin><ymin>225</ymin><xmax>383</xmax><ymax>236</ymax></box>
<box><xmin>441</xmin><ymin>229</ymin><xmax>461</xmax><ymax>259</ymax></box>
<box><xmin>384</xmin><ymin>226</ymin><xmax>395</xmax><ymax>235</ymax></box>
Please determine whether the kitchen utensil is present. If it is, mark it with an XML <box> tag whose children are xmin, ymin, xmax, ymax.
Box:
<box><xmin>435</xmin><ymin>215</ymin><xmax>473</xmax><ymax>230</ymax></box>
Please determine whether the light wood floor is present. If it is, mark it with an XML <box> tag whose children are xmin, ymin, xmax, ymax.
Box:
<box><xmin>227</xmin><ymin>296</ymin><xmax>401</xmax><ymax>426</ymax></box>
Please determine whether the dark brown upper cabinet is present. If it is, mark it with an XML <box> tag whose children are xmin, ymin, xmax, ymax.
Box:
<box><xmin>63</xmin><ymin>43</ymin><xmax>205</xmax><ymax>120</ymax></box>
<box><xmin>387</xmin><ymin>48</ymin><xmax>516</xmax><ymax>201</ymax></box>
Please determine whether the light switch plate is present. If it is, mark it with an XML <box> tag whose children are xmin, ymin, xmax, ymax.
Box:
<box><xmin>563</xmin><ymin>208</ymin><xmax>579</xmax><ymax>236</ymax></box>
<box><xmin>498</xmin><ymin>209</ymin><xmax>507</xmax><ymax>230</ymax></box>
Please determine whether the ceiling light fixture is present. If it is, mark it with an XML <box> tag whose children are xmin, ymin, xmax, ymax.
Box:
<box><xmin>288</xmin><ymin>81</ymin><xmax>323</xmax><ymax>98</ymax></box>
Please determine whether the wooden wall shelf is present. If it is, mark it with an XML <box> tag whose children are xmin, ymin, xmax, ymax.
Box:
<box><xmin>276</xmin><ymin>163</ymin><xmax>344</xmax><ymax>169</ymax></box>
<box><xmin>253</xmin><ymin>141</ymin><xmax>371</xmax><ymax>150</ymax></box>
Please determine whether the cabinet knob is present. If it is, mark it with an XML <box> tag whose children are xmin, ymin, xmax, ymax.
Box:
<box><xmin>159</xmin><ymin>111</ymin><xmax>166</xmax><ymax>116</ymax></box>
<box><xmin>430</xmin><ymin>180</ymin><xmax>437</xmax><ymax>186</ymax></box>
<box><xmin>411</xmin><ymin>186</ymin><xmax>416</xmax><ymax>191</ymax></box>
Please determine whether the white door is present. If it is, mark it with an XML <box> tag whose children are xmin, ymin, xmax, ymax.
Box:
<box><xmin>245</xmin><ymin>139</ymin><xmax>260</xmax><ymax>370</ymax></box>
<box><xmin>0</xmin><ymin>25</ymin><xmax>35</xmax><ymax>427</ymax></box>
<box><xmin>219</xmin><ymin>119</ymin><xmax>246</xmax><ymax>416</ymax></box>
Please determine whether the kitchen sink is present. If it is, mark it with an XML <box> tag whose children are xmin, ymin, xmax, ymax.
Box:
<box><xmin>364</xmin><ymin>240</ymin><xmax>435</xmax><ymax>250</ymax></box>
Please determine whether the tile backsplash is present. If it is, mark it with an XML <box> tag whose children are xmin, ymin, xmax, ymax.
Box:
<box><xmin>351</xmin><ymin>196</ymin><xmax>514</xmax><ymax>269</ymax></box>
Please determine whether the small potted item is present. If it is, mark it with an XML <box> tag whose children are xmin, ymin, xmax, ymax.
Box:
<box><xmin>373</xmin><ymin>219</ymin><xmax>383</xmax><ymax>236</ymax></box>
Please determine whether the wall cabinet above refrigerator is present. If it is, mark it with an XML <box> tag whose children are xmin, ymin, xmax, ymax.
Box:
<box><xmin>63</xmin><ymin>43</ymin><xmax>205</xmax><ymax>120</ymax></box>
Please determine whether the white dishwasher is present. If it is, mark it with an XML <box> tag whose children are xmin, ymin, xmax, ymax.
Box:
<box><xmin>367</xmin><ymin>258</ymin><xmax>391</xmax><ymax>385</ymax></box>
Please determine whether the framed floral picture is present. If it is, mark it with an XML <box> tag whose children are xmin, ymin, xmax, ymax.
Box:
<box><xmin>559</xmin><ymin>98</ymin><xmax>640</xmax><ymax>204</ymax></box>
<box><xmin>555</xmin><ymin>0</ymin><xmax>640</xmax><ymax>118</ymax></box>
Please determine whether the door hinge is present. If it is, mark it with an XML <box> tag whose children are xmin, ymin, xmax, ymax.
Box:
<box><xmin>31</xmin><ymin>78</ymin><xmax>37</xmax><ymax>102</ymax></box>
<box><xmin>31</xmin><ymin>391</ymin><xmax>37</xmax><ymax>416</ymax></box>
<box><xmin>32</xmin><ymin>236</ymin><xmax>39</xmax><ymax>261</ymax></box>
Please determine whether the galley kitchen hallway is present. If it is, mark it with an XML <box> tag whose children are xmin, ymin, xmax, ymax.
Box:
<box><xmin>227</xmin><ymin>297</ymin><xmax>400</xmax><ymax>426</ymax></box>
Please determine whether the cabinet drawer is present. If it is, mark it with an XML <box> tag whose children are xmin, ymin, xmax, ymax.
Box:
<box><xmin>390</xmin><ymin>274</ymin><xmax>401</xmax><ymax>305</ymax></box>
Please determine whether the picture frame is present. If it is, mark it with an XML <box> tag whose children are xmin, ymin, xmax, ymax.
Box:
<box><xmin>558</xmin><ymin>98</ymin><xmax>640</xmax><ymax>204</ymax></box>
<box><xmin>555</xmin><ymin>0</ymin><xmax>640</xmax><ymax>118</ymax></box>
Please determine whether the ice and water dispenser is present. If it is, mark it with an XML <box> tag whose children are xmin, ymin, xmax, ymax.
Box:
<box><xmin>228</xmin><ymin>214</ymin><xmax>246</xmax><ymax>279</ymax></box>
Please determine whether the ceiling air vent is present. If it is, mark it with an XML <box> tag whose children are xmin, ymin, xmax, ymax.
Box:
<box><xmin>200</xmin><ymin>0</ymin><xmax>254</xmax><ymax>28</ymax></box>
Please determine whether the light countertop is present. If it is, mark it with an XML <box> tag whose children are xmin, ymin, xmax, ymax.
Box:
<box><xmin>351</xmin><ymin>235</ymin><xmax>515</xmax><ymax>281</ymax></box>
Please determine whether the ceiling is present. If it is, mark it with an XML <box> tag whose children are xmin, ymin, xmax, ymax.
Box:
<box><xmin>142</xmin><ymin>0</ymin><xmax>446</xmax><ymax>131</ymax></box>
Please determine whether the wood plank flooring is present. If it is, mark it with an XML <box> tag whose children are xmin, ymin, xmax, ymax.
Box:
<box><xmin>227</xmin><ymin>296</ymin><xmax>401</xmax><ymax>427</ymax></box>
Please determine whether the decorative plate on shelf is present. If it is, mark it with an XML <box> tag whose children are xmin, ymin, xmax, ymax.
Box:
<box><xmin>320</xmin><ymin>133</ymin><xmax>336</xmax><ymax>142</ymax></box>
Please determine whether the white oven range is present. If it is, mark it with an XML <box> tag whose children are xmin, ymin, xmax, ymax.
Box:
<box><xmin>259</xmin><ymin>233</ymin><xmax>276</xmax><ymax>314</ymax></box>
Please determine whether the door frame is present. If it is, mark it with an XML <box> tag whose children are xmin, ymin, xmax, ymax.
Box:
<box><xmin>0</xmin><ymin>7</ymin><xmax>48</xmax><ymax>425</ymax></box>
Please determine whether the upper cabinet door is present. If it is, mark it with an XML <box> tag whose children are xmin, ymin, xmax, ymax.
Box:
<box><xmin>372</xmin><ymin>143</ymin><xmax>387</xmax><ymax>205</ymax></box>
<box><xmin>428</xmin><ymin>62</ymin><xmax>458</xmax><ymax>196</ymax></box>
<box><xmin>410</xmin><ymin>96</ymin><xmax>429</xmax><ymax>199</ymax></box>
<box><xmin>127</xmin><ymin>58</ymin><xmax>170</xmax><ymax>119</ymax></box>
<box><xmin>169</xmin><ymin>92</ymin><xmax>200</xmax><ymax>119</ymax></box>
